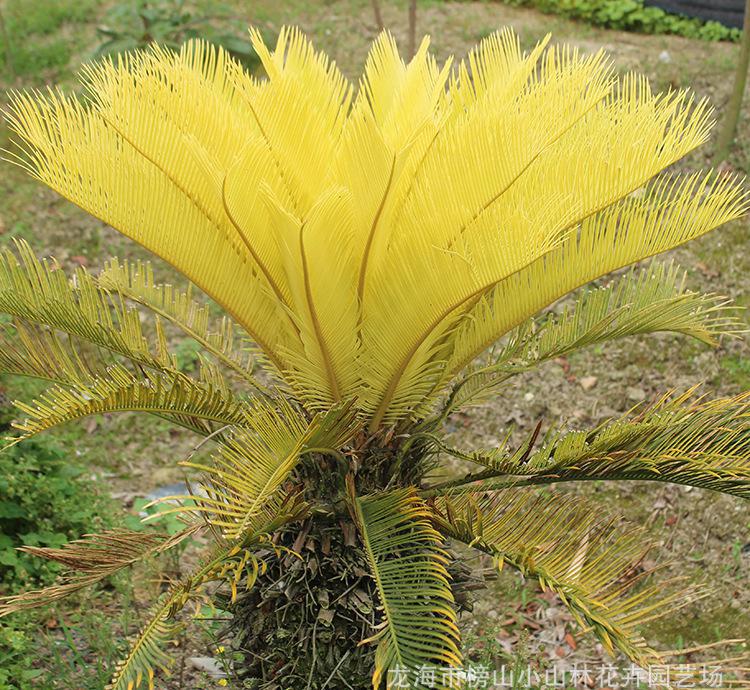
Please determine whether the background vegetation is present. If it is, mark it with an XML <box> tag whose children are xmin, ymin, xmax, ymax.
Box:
<box><xmin>503</xmin><ymin>0</ymin><xmax>742</xmax><ymax>41</ymax></box>
<box><xmin>0</xmin><ymin>0</ymin><xmax>748</xmax><ymax>687</ymax></box>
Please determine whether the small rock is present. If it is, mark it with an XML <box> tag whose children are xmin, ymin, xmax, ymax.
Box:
<box><xmin>524</xmin><ymin>392</ymin><xmax>534</xmax><ymax>402</ymax></box>
<box><xmin>626</xmin><ymin>386</ymin><xmax>647</xmax><ymax>402</ymax></box>
<box><xmin>187</xmin><ymin>657</ymin><xmax>226</xmax><ymax>678</ymax></box>
<box><xmin>659</xmin><ymin>50</ymin><xmax>671</xmax><ymax>63</ymax></box>
<box><xmin>579</xmin><ymin>376</ymin><xmax>598</xmax><ymax>391</ymax></box>
<box><xmin>144</xmin><ymin>482</ymin><xmax>188</xmax><ymax>502</ymax></box>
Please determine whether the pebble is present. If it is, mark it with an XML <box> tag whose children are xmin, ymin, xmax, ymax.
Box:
<box><xmin>187</xmin><ymin>657</ymin><xmax>226</xmax><ymax>678</ymax></box>
<box><xmin>626</xmin><ymin>386</ymin><xmax>647</xmax><ymax>402</ymax></box>
<box><xmin>579</xmin><ymin>376</ymin><xmax>598</xmax><ymax>391</ymax></box>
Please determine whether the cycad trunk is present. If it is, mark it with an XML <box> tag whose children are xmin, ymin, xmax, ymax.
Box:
<box><xmin>227</xmin><ymin>447</ymin><xmax>485</xmax><ymax>689</ymax></box>
<box><xmin>230</xmin><ymin>517</ymin><xmax>379</xmax><ymax>689</ymax></box>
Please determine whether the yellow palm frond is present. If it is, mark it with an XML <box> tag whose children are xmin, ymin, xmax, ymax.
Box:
<box><xmin>439</xmin><ymin>261</ymin><xmax>745</xmax><ymax>414</ymax></box>
<box><xmin>0</xmin><ymin>319</ymin><xmax>108</xmax><ymax>384</ymax></box>
<box><xmin>439</xmin><ymin>388</ymin><xmax>750</xmax><ymax>499</ymax></box>
<box><xmin>98</xmin><ymin>259</ymin><xmax>260</xmax><ymax>384</ymax></box>
<box><xmin>8</xmin><ymin>363</ymin><xmax>254</xmax><ymax>441</ymax></box>
<box><xmin>167</xmin><ymin>402</ymin><xmax>358</xmax><ymax>539</ymax></box>
<box><xmin>444</xmin><ymin>171</ymin><xmax>748</xmax><ymax>385</ymax></box>
<box><xmin>263</xmin><ymin>187</ymin><xmax>361</xmax><ymax>408</ymax></box>
<box><xmin>360</xmin><ymin>45</ymin><xmax>616</xmax><ymax>428</ymax></box>
<box><xmin>107</xmin><ymin>536</ymin><xmax>266</xmax><ymax>690</ymax></box>
<box><xmin>247</xmin><ymin>26</ymin><xmax>352</xmax><ymax>215</ymax></box>
<box><xmin>0</xmin><ymin>241</ymin><xmax>175</xmax><ymax>372</ymax></box>
<box><xmin>6</xmin><ymin>48</ymin><xmax>290</xmax><ymax>370</ymax></box>
<box><xmin>5</xmin><ymin>28</ymin><xmax>747</xmax><ymax>428</ymax></box>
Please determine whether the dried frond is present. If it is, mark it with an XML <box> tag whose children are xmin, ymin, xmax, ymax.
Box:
<box><xmin>0</xmin><ymin>528</ymin><xmax>198</xmax><ymax>616</ymax></box>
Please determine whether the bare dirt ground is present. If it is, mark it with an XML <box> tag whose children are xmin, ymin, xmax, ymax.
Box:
<box><xmin>1</xmin><ymin>0</ymin><xmax>749</xmax><ymax>686</ymax></box>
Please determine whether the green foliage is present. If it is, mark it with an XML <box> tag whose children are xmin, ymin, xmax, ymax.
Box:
<box><xmin>0</xmin><ymin>438</ymin><xmax>113</xmax><ymax>588</ymax></box>
<box><xmin>4</xmin><ymin>0</ymin><xmax>97</xmax><ymax>36</ymax></box>
<box><xmin>0</xmin><ymin>0</ymin><xmax>99</xmax><ymax>77</ymax></box>
<box><xmin>502</xmin><ymin>0</ymin><xmax>741</xmax><ymax>42</ymax></box>
<box><xmin>95</xmin><ymin>0</ymin><xmax>260</xmax><ymax>68</ymax></box>
<box><xmin>0</xmin><ymin>619</ymin><xmax>42</xmax><ymax>689</ymax></box>
<box><xmin>718</xmin><ymin>352</ymin><xmax>750</xmax><ymax>389</ymax></box>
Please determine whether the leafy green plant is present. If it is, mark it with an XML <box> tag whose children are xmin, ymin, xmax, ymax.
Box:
<box><xmin>1</xmin><ymin>25</ymin><xmax>750</xmax><ymax>690</ymax></box>
<box><xmin>0</xmin><ymin>437</ymin><xmax>113</xmax><ymax>588</ymax></box>
<box><xmin>95</xmin><ymin>0</ymin><xmax>260</xmax><ymax>69</ymax></box>
<box><xmin>502</xmin><ymin>0</ymin><xmax>742</xmax><ymax>42</ymax></box>
<box><xmin>0</xmin><ymin>618</ymin><xmax>42</xmax><ymax>689</ymax></box>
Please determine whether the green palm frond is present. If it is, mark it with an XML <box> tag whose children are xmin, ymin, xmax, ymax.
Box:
<box><xmin>0</xmin><ymin>319</ymin><xmax>109</xmax><ymax>384</ymax></box>
<box><xmin>7</xmin><ymin>363</ymin><xmax>254</xmax><ymax>441</ymax></box>
<box><xmin>168</xmin><ymin>401</ymin><xmax>359</xmax><ymax>538</ymax></box>
<box><xmin>0</xmin><ymin>240</ymin><xmax>181</xmax><ymax>374</ymax></box>
<box><xmin>441</xmin><ymin>261</ymin><xmax>744</xmax><ymax>414</ymax></box>
<box><xmin>98</xmin><ymin>259</ymin><xmax>268</xmax><ymax>387</ymax></box>
<box><xmin>0</xmin><ymin>528</ymin><xmax>199</xmax><ymax>616</ymax></box>
<box><xmin>107</xmin><ymin>589</ymin><xmax>184</xmax><ymax>690</ymax></box>
<box><xmin>432</xmin><ymin>490</ymin><xmax>704</xmax><ymax>665</ymax></box>
<box><xmin>439</xmin><ymin>388</ymin><xmax>750</xmax><ymax>498</ymax></box>
<box><xmin>352</xmin><ymin>487</ymin><xmax>461</xmax><ymax>686</ymax></box>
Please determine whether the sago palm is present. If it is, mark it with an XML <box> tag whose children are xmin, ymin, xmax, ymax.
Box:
<box><xmin>1</xmin><ymin>26</ymin><xmax>749</xmax><ymax>690</ymax></box>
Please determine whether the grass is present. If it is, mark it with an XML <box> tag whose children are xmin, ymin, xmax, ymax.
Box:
<box><xmin>0</xmin><ymin>0</ymin><xmax>749</xmax><ymax>687</ymax></box>
<box><xmin>0</xmin><ymin>0</ymin><xmax>99</xmax><ymax>80</ymax></box>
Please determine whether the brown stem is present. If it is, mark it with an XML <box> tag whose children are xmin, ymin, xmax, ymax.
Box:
<box><xmin>371</xmin><ymin>0</ymin><xmax>384</xmax><ymax>30</ymax></box>
<box><xmin>407</xmin><ymin>0</ymin><xmax>417</xmax><ymax>59</ymax></box>
<box><xmin>713</xmin><ymin>0</ymin><xmax>750</xmax><ymax>164</ymax></box>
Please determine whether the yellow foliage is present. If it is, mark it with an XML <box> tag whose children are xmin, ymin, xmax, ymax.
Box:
<box><xmin>5</xmin><ymin>27</ymin><xmax>747</xmax><ymax>430</ymax></box>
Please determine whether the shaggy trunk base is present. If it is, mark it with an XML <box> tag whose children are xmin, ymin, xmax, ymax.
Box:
<box><xmin>228</xmin><ymin>517</ymin><xmax>378</xmax><ymax>689</ymax></box>
<box><xmin>226</xmin><ymin>516</ymin><xmax>488</xmax><ymax>689</ymax></box>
